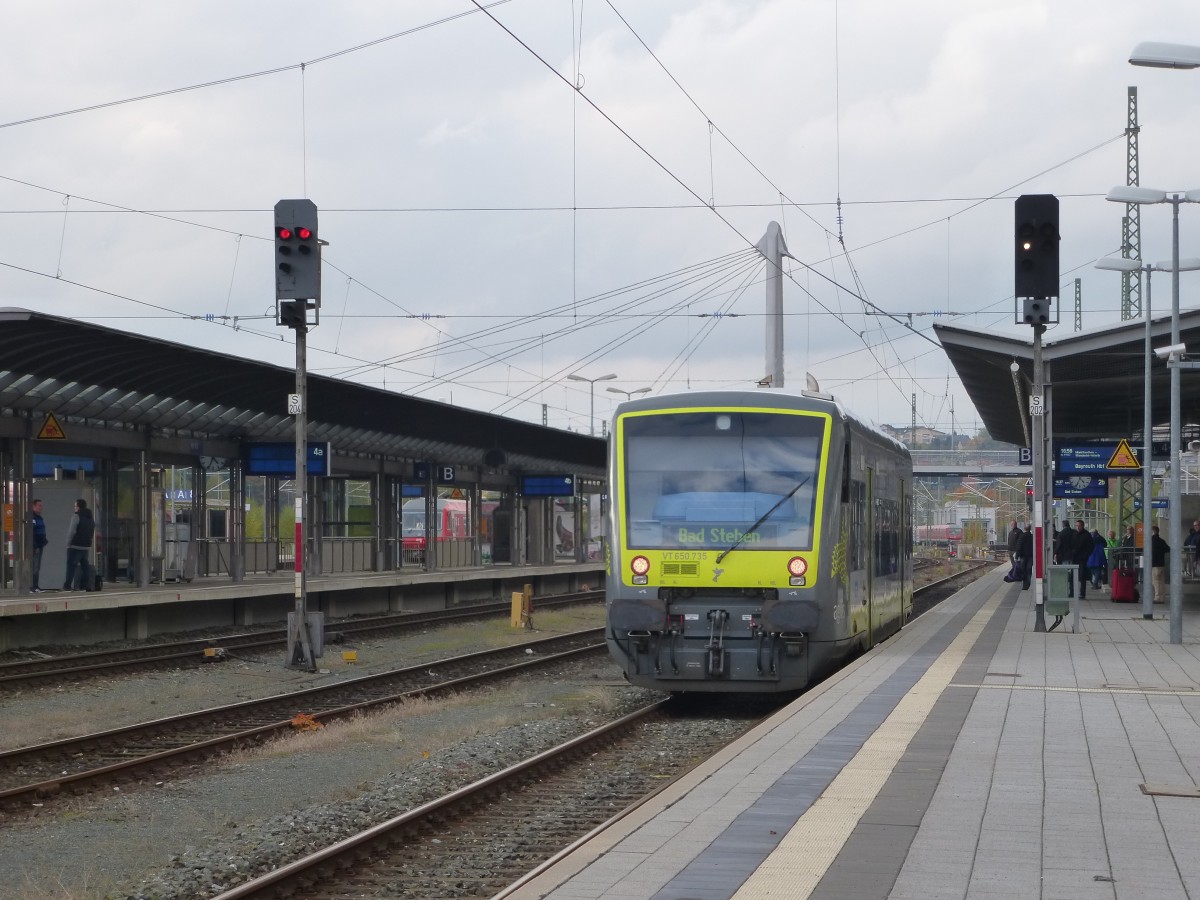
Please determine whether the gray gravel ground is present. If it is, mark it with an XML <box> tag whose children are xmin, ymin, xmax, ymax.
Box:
<box><xmin>0</xmin><ymin>605</ymin><xmax>661</xmax><ymax>900</ymax></box>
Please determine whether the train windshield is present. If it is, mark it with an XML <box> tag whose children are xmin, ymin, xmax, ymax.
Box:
<box><xmin>622</xmin><ymin>410</ymin><xmax>824</xmax><ymax>550</ymax></box>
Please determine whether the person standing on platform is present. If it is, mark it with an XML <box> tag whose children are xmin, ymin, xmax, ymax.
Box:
<box><xmin>1007</xmin><ymin>520</ymin><xmax>1021</xmax><ymax>563</ymax></box>
<box><xmin>1017</xmin><ymin>523</ymin><xmax>1034</xmax><ymax>590</ymax></box>
<box><xmin>1150</xmin><ymin>524</ymin><xmax>1170</xmax><ymax>603</ymax></box>
<box><xmin>1088</xmin><ymin>528</ymin><xmax>1107</xmax><ymax>589</ymax></box>
<box><xmin>1071</xmin><ymin>519</ymin><xmax>1093</xmax><ymax>600</ymax></box>
<box><xmin>29</xmin><ymin>498</ymin><xmax>47</xmax><ymax>593</ymax></box>
<box><xmin>1119</xmin><ymin>525</ymin><xmax>1140</xmax><ymax>586</ymax></box>
<box><xmin>1184</xmin><ymin>519</ymin><xmax>1200</xmax><ymax>577</ymax></box>
<box><xmin>63</xmin><ymin>498</ymin><xmax>94</xmax><ymax>591</ymax></box>
<box><xmin>1055</xmin><ymin>519</ymin><xmax>1073</xmax><ymax>565</ymax></box>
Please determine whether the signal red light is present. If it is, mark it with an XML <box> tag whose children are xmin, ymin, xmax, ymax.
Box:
<box><xmin>296</xmin><ymin>227</ymin><xmax>312</xmax><ymax>240</ymax></box>
<box><xmin>277</xmin><ymin>227</ymin><xmax>293</xmax><ymax>240</ymax></box>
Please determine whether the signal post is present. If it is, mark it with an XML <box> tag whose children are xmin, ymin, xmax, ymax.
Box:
<box><xmin>275</xmin><ymin>199</ymin><xmax>322</xmax><ymax>670</ymax></box>
<box><xmin>1015</xmin><ymin>194</ymin><xmax>1060</xmax><ymax>633</ymax></box>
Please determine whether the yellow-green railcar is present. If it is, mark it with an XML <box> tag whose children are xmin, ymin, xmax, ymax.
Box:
<box><xmin>606</xmin><ymin>389</ymin><xmax>912</xmax><ymax>693</ymax></box>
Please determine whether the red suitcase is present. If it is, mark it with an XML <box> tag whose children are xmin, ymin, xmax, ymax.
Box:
<box><xmin>1111</xmin><ymin>566</ymin><xmax>1138</xmax><ymax>603</ymax></box>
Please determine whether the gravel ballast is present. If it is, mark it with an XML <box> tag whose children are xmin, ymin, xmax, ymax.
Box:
<box><xmin>0</xmin><ymin>606</ymin><xmax>665</xmax><ymax>900</ymax></box>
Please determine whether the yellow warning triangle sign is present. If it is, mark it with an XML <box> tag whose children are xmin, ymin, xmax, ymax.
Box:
<box><xmin>36</xmin><ymin>412</ymin><xmax>67</xmax><ymax>440</ymax></box>
<box><xmin>1107</xmin><ymin>438</ymin><xmax>1141</xmax><ymax>470</ymax></box>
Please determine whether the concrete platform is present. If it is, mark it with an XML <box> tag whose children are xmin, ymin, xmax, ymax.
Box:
<box><xmin>503</xmin><ymin>568</ymin><xmax>1200</xmax><ymax>899</ymax></box>
<box><xmin>0</xmin><ymin>562</ymin><xmax>605</xmax><ymax>650</ymax></box>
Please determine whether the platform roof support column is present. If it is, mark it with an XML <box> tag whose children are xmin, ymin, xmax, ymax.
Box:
<box><xmin>136</xmin><ymin>445</ymin><xmax>151</xmax><ymax>587</ymax></box>
<box><xmin>574</xmin><ymin>488</ymin><xmax>585</xmax><ymax>564</ymax></box>
<box><xmin>424</xmin><ymin>469</ymin><xmax>436</xmax><ymax>572</ymax></box>
<box><xmin>471</xmin><ymin>482</ymin><xmax>482</xmax><ymax>567</ymax></box>
<box><xmin>373</xmin><ymin>466</ymin><xmax>386</xmax><ymax>572</ymax></box>
<box><xmin>14</xmin><ymin>435</ymin><xmax>32</xmax><ymax>593</ymax></box>
<box><xmin>230</xmin><ymin>459</ymin><xmax>244</xmax><ymax>583</ymax></box>
<box><xmin>514</xmin><ymin>491</ymin><xmax>526</xmax><ymax>567</ymax></box>
<box><xmin>266</xmin><ymin>476</ymin><xmax>279</xmax><ymax>574</ymax></box>
<box><xmin>307</xmin><ymin>478</ymin><xmax>322</xmax><ymax>577</ymax></box>
<box><xmin>193</xmin><ymin>463</ymin><xmax>206</xmax><ymax>577</ymax></box>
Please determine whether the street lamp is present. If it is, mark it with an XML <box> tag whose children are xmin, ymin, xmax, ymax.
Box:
<box><xmin>1124</xmin><ymin>39</ymin><xmax>1200</xmax><ymax>641</ymax></box>
<box><xmin>606</xmin><ymin>386</ymin><xmax>652</xmax><ymax>402</ymax></box>
<box><xmin>1095</xmin><ymin>254</ymin><xmax>1200</xmax><ymax>618</ymax></box>
<box><xmin>1130</xmin><ymin>41</ymin><xmax>1200</xmax><ymax>69</ymax></box>
<box><xmin>1106</xmin><ymin>186</ymin><xmax>1200</xmax><ymax>643</ymax></box>
<box><xmin>567</xmin><ymin>372</ymin><xmax>617</xmax><ymax>436</ymax></box>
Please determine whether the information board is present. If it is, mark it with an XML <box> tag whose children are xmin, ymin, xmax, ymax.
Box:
<box><xmin>522</xmin><ymin>474</ymin><xmax>575</xmax><ymax>497</ymax></box>
<box><xmin>1056</xmin><ymin>444</ymin><xmax>1141</xmax><ymax>475</ymax></box>
<box><xmin>243</xmin><ymin>442</ymin><xmax>331</xmax><ymax>477</ymax></box>
<box><xmin>1052</xmin><ymin>476</ymin><xmax>1109</xmax><ymax>499</ymax></box>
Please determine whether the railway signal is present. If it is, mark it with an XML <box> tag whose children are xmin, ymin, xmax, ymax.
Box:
<box><xmin>1014</xmin><ymin>194</ymin><xmax>1058</xmax><ymax>632</ymax></box>
<box><xmin>1015</xmin><ymin>194</ymin><xmax>1059</xmax><ymax>324</ymax></box>
<box><xmin>273</xmin><ymin>198</ymin><xmax>323</xmax><ymax>671</ymax></box>
<box><xmin>274</xmin><ymin>199</ymin><xmax>321</xmax><ymax>303</ymax></box>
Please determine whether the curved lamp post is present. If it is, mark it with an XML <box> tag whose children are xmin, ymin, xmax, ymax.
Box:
<box><xmin>1106</xmin><ymin>186</ymin><xmax>1200</xmax><ymax>643</ymax></box>
<box><xmin>1096</xmin><ymin>254</ymin><xmax>1200</xmax><ymax>619</ymax></box>
<box><xmin>606</xmin><ymin>386</ymin><xmax>652</xmax><ymax>402</ymax></box>
<box><xmin>567</xmin><ymin>372</ymin><xmax>617</xmax><ymax>436</ymax></box>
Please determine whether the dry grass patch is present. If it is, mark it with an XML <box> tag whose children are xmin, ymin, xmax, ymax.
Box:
<box><xmin>382</xmin><ymin>604</ymin><xmax>604</xmax><ymax>660</ymax></box>
<box><xmin>10</xmin><ymin>867</ymin><xmax>121</xmax><ymax>900</ymax></box>
<box><xmin>231</xmin><ymin>682</ymin><xmax>574</xmax><ymax>764</ymax></box>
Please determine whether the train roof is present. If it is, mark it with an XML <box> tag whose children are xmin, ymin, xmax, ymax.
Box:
<box><xmin>610</xmin><ymin>388</ymin><xmax>909</xmax><ymax>457</ymax></box>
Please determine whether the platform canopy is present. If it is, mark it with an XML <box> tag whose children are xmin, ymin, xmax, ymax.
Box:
<box><xmin>0</xmin><ymin>309</ymin><xmax>605</xmax><ymax>475</ymax></box>
<box><xmin>934</xmin><ymin>310</ymin><xmax>1200</xmax><ymax>447</ymax></box>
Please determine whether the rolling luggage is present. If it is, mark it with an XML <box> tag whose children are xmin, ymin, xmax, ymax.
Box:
<box><xmin>1111</xmin><ymin>565</ymin><xmax>1137</xmax><ymax>603</ymax></box>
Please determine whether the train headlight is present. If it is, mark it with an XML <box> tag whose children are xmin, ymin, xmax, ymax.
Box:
<box><xmin>787</xmin><ymin>556</ymin><xmax>808</xmax><ymax>586</ymax></box>
<box><xmin>630</xmin><ymin>555</ymin><xmax>650</xmax><ymax>585</ymax></box>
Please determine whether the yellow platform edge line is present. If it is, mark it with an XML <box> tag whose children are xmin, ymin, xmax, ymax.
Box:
<box><xmin>732</xmin><ymin>592</ymin><xmax>1002</xmax><ymax>900</ymax></box>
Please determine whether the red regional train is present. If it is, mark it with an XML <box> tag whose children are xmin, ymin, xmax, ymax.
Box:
<box><xmin>913</xmin><ymin>524</ymin><xmax>963</xmax><ymax>545</ymax></box>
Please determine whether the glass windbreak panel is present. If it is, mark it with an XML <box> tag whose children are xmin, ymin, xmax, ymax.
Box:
<box><xmin>401</xmin><ymin>496</ymin><xmax>427</xmax><ymax>540</ymax></box>
<box><xmin>623</xmin><ymin>411</ymin><xmax>825</xmax><ymax>550</ymax></box>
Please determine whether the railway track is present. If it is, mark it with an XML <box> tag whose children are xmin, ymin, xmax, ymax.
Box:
<box><xmin>0</xmin><ymin>628</ymin><xmax>606</xmax><ymax>811</ymax></box>
<box><xmin>2</xmin><ymin>562</ymin><xmax>978</xmax><ymax>688</ymax></box>
<box><xmin>198</xmin><ymin>561</ymin><xmax>996</xmax><ymax>899</ymax></box>
<box><xmin>0</xmin><ymin>590</ymin><xmax>601</xmax><ymax>687</ymax></box>
<box><xmin>1</xmin><ymin>567</ymin><xmax>992</xmax><ymax>812</ymax></box>
<box><xmin>209</xmin><ymin>699</ymin><xmax>761</xmax><ymax>900</ymax></box>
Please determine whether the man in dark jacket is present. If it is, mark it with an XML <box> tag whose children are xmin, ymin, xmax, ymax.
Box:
<box><xmin>1071</xmin><ymin>519</ymin><xmax>1094</xmax><ymax>600</ymax></box>
<box><xmin>1017</xmin><ymin>523</ymin><xmax>1034</xmax><ymax>590</ymax></box>
<box><xmin>63</xmin><ymin>498</ymin><xmax>95</xmax><ymax>591</ymax></box>
<box><xmin>29</xmin><ymin>498</ymin><xmax>47</xmax><ymax>593</ymax></box>
<box><xmin>1151</xmin><ymin>524</ymin><xmax>1170</xmax><ymax>603</ymax></box>
<box><xmin>1007</xmin><ymin>521</ymin><xmax>1021</xmax><ymax>563</ymax></box>
<box><xmin>1054</xmin><ymin>520</ymin><xmax>1073</xmax><ymax>565</ymax></box>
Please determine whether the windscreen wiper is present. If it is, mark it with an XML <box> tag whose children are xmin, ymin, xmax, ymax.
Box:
<box><xmin>715</xmin><ymin>477</ymin><xmax>809</xmax><ymax>564</ymax></box>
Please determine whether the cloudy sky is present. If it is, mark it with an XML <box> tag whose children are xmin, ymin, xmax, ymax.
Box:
<box><xmin>3</xmin><ymin>1</ymin><xmax>1200</xmax><ymax>440</ymax></box>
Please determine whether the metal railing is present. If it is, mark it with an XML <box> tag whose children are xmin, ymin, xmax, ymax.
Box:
<box><xmin>321</xmin><ymin>538</ymin><xmax>374</xmax><ymax>574</ymax></box>
<box><xmin>910</xmin><ymin>449</ymin><xmax>1021</xmax><ymax>468</ymax></box>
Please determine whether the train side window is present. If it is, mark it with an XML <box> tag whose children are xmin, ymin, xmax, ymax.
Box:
<box><xmin>874</xmin><ymin>496</ymin><xmax>899</xmax><ymax>576</ymax></box>
<box><xmin>841</xmin><ymin>442</ymin><xmax>851</xmax><ymax>504</ymax></box>
<box><xmin>849</xmin><ymin>479</ymin><xmax>866</xmax><ymax>571</ymax></box>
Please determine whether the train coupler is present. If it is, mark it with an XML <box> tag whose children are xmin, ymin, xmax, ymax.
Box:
<box><xmin>705</xmin><ymin>609</ymin><xmax>729</xmax><ymax>678</ymax></box>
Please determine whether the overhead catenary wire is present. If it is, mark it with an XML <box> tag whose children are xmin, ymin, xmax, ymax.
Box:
<box><xmin>0</xmin><ymin>3</ymin><xmax>1131</xmax><ymax>431</ymax></box>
